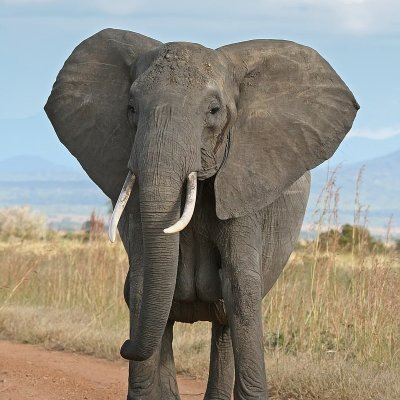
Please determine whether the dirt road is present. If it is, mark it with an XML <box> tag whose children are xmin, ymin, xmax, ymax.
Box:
<box><xmin>0</xmin><ymin>340</ymin><xmax>205</xmax><ymax>399</ymax></box>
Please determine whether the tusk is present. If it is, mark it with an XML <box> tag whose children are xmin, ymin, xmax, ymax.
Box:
<box><xmin>164</xmin><ymin>172</ymin><xmax>197</xmax><ymax>234</ymax></box>
<box><xmin>109</xmin><ymin>172</ymin><xmax>136</xmax><ymax>243</ymax></box>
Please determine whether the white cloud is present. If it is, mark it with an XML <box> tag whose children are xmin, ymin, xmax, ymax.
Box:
<box><xmin>1</xmin><ymin>0</ymin><xmax>399</xmax><ymax>35</ymax></box>
<box><xmin>258</xmin><ymin>0</ymin><xmax>400</xmax><ymax>35</ymax></box>
<box><xmin>350</xmin><ymin>125</ymin><xmax>400</xmax><ymax>139</ymax></box>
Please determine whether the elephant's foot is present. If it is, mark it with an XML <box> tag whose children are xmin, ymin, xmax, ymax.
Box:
<box><xmin>204</xmin><ymin>389</ymin><xmax>232</xmax><ymax>400</ymax></box>
<box><xmin>127</xmin><ymin>361</ymin><xmax>180</xmax><ymax>400</ymax></box>
<box><xmin>160</xmin><ymin>372</ymin><xmax>180</xmax><ymax>400</ymax></box>
<box><xmin>233</xmin><ymin>391</ymin><xmax>268</xmax><ymax>400</ymax></box>
<box><xmin>127</xmin><ymin>384</ymin><xmax>161</xmax><ymax>400</ymax></box>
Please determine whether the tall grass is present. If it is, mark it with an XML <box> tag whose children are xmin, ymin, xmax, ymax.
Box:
<box><xmin>263</xmin><ymin>247</ymin><xmax>399</xmax><ymax>364</ymax></box>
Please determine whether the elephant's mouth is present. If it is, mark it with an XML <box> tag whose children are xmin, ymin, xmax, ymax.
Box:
<box><xmin>197</xmin><ymin>130</ymin><xmax>231</xmax><ymax>181</ymax></box>
<box><xmin>108</xmin><ymin>171</ymin><xmax>198</xmax><ymax>242</ymax></box>
<box><xmin>197</xmin><ymin>165</ymin><xmax>218</xmax><ymax>181</ymax></box>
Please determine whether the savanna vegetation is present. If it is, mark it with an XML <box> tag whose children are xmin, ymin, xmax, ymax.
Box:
<box><xmin>1</xmin><ymin>172</ymin><xmax>399</xmax><ymax>399</ymax></box>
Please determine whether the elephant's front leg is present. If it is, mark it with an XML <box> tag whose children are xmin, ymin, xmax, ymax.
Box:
<box><xmin>124</xmin><ymin>268</ymin><xmax>162</xmax><ymax>399</ymax></box>
<box><xmin>124</xmin><ymin>271</ymin><xmax>180</xmax><ymax>400</ymax></box>
<box><xmin>122</xmin><ymin>213</ymin><xmax>165</xmax><ymax>399</ymax></box>
<box><xmin>220</xmin><ymin>236</ymin><xmax>267</xmax><ymax>399</ymax></box>
<box><xmin>127</xmin><ymin>322</ymin><xmax>180</xmax><ymax>400</ymax></box>
<box><xmin>127</xmin><ymin>347</ymin><xmax>162</xmax><ymax>399</ymax></box>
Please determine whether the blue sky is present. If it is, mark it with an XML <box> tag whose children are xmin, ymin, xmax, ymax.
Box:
<box><xmin>1</xmin><ymin>0</ymin><xmax>399</xmax><ymax>166</ymax></box>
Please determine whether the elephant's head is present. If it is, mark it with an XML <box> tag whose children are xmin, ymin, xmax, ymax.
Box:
<box><xmin>45</xmin><ymin>29</ymin><xmax>359</xmax><ymax>361</ymax></box>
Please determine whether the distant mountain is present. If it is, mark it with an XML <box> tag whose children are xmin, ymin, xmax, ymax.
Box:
<box><xmin>307</xmin><ymin>149</ymin><xmax>400</xmax><ymax>232</ymax></box>
<box><xmin>0</xmin><ymin>156</ymin><xmax>107</xmax><ymax>230</ymax></box>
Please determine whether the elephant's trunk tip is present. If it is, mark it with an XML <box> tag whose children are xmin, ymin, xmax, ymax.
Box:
<box><xmin>108</xmin><ymin>172</ymin><xmax>136</xmax><ymax>243</ymax></box>
<box><xmin>163</xmin><ymin>172</ymin><xmax>197</xmax><ymax>234</ymax></box>
<box><xmin>120</xmin><ymin>339</ymin><xmax>153</xmax><ymax>362</ymax></box>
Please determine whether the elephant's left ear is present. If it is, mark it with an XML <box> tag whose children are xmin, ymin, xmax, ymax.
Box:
<box><xmin>215</xmin><ymin>40</ymin><xmax>359</xmax><ymax>219</ymax></box>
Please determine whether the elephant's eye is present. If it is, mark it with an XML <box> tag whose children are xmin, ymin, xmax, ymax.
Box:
<box><xmin>209</xmin><ymin>105</ymin><xmax>220</xmax><ymax>115</ymax></box>
<box><xmin>127</xmin><ymin>101</ymin><xmax>137</xmax><ymax>127</ymax></box>
<box><xmin>128</xmin><ymin>97</ymin><xmax>136</xmax><ymax>114</ymax></box>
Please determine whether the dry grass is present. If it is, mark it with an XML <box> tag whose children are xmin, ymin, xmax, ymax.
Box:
<box><xmin>0</xmin><ymin>305</ymin><xmax>125</xmax><ymax>360</ymax></box>
<box><xmin>0</xmin><ymin>234</ymin><xmax>399</xmax><ymax>399</ymax></box>
<box><xmin>266</xmin><ymin>352</ymin><xmax>400</xmax><ymax>400</ymax></box>
<box><xmin>263</xmin><ymin>248</ymin><xmax>400</xmax><ymax>365</ymax></box>
<box><xmin>0</xmin><ymin>238</ymin><xmax>127</xmax><ymax>321</ymax></box>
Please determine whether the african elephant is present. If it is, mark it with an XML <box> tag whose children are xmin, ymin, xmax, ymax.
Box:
<box><xmin>45</xmin><ymin>29</ymin><xmax>358</xmax><ymax>399</ymax></box>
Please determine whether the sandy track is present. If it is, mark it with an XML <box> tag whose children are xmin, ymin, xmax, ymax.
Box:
<box><xmin>0</xmin><ymin>340</ymin><xmax>205</xmax><ymax>399</ymax></box>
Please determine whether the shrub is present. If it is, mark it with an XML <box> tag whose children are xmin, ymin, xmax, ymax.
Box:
<box><xmin>0</xmin><ymin>206</ymin><xmax>47</xmax><ymax>240</ymax></box>
<box><xmin>340</xmin><ymin>223</ymin><xmax>374</xmax><ymax>249</ymax></box>
<box><xmin>82</xmin><ymin>210</ymin><xmax>105</xmax><ymax>240</ymax></box>
<box><xmin>318</xmin><ymin>224</ymin><xmax>381</xmax><ymax>253</ymax></box>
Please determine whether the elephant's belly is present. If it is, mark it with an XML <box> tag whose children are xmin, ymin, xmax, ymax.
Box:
<box><xmin>169</xmin><ymin>299</ymin><xmax>227</xmax><ymax>325</ymax></box>
<box><xmin>173</xmin><ymin>261</ymin><xmax>222</xmax><ymax>303</ymax></box>
<box><xmin>174</xmin><ymin>230</ymin><xmax>222</xmax><ymax>303</ymax></box>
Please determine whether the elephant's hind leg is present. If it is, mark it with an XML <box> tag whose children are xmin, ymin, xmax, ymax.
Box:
<box><xmin>204</xmin><ymin>322</ymin><xmax>234</xmax><ymax>400</ymax></box>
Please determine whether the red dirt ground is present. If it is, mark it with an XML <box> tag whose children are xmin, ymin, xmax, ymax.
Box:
<box><xmin>0</xmin><ymin>340</ymin><xmax>206</xmax><ymax>399</ymax></box>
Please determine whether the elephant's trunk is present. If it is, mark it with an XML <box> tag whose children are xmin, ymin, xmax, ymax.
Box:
<box><xmin>119</xmin><ymin>180</ymin><xmax>181</xmax><ymax>361</ymax></box>
<box><xmin>118</xmin><ymin>174</ymin><xmax>197</xmax><ymax>361</ymax></box>
<box><xmin>127</xmin><ymin>183</ymin><xmax>181</xmax><ymax>361</ymax></box>
<box><xmin>118</xmin><ymin>106</ymin><xmax>199</xmax><ymax>361</ymax></box>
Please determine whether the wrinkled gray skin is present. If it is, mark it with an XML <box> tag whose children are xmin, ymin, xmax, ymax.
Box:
<box><xmin>45</xmin><ymin>29</ymin><xmax>359</xmax><ymax>399</ymax></box>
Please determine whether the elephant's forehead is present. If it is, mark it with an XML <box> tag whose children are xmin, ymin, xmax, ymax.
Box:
<box><xmin>162</xmin><ymin>42</ymin><xmax>214</xmax><ymax>61</ymax></box>
<box><xmin>138</xmin><ymin>43</ymin><xmax>221</xmax><ymax>90</ymax></box>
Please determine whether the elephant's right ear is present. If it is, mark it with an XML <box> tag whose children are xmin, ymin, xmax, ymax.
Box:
<box><xmin>45</xmin><ymin>29</ymin><xmax>161</xmax><ymax>201</ymax></box>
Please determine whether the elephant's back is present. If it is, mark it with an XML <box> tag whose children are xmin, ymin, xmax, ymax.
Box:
<box><xmin>261</xmin><ymin>172</ymin><xmax>310</xmax><ymax>295</ymax></box>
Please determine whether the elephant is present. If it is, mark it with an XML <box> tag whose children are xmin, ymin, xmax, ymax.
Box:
<box><xmin>45</xmin><ymin>29</ymin><xmax>359</xmax><ymax>399</ymax></box>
